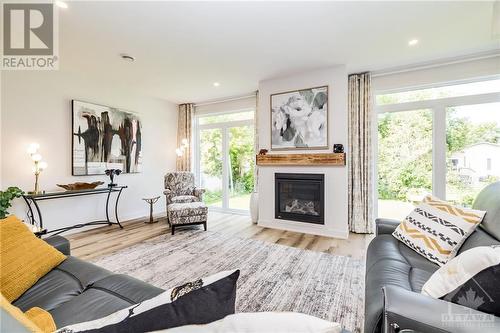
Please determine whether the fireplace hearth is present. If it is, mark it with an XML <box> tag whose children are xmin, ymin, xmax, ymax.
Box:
<box><xmin>275</xmin><ymin>173</ymin><xmax>324</xmax><ymax>224</ymax></box>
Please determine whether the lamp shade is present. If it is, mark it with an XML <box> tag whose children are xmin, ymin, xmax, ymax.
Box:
<box><xmin>31</xmin><ymin>153</ymin><xmax>42</xmax><ymax>162</ymax></box>
<box><xmin>27</xmin><ymin>143</ymin><xmax>40</xmax><ymax>155</ymax></box>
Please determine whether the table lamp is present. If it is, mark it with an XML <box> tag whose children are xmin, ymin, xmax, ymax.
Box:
<box><xmin>27</xmin><ymin>143</ymin><xmax>47</xmax><ymax>194</ymax></box>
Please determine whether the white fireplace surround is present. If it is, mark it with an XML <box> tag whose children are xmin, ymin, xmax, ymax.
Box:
<box><xmin>257</xmin><ymin>66</ymin><xmax>349</xmax><ymax>239</ymax></box>
<box><xmin>259</xmin><ymin>166</ymin><xmax>348</xmax><ymax>238</ymax></box>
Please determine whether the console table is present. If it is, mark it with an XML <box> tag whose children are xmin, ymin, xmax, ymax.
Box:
<box><xmin>22</xmin><ymin>186</ymin><xmax>127</xmax><ymax>236</ymax></box>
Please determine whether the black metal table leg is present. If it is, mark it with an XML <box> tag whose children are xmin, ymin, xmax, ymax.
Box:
<box><xmin>22</xmin><ymin>196</ymin><xmax>35</xmax><ymax>225</ymax></box>
<box><xmin>105</xmin><ymin>187</ymin><xmax>112</xmax><ymax>225</ymax></box>
<box><xmin>32</xmin><ymin>198</ymin><xmax>43</xmax><ymax>230</ymax></box>
<box><xmin>114</xmin><ymin>187</ymin><xmax>124</xmax><ymax>229</ymax></box>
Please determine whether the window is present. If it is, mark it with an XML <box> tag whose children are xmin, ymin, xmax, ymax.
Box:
<box><xmin>376</xmin><ymin>77</ymin><xmax>500</xmax><ymax>219</ymax></box>
<box><xmin>195</xmin><ymin>110</ymin><xmax>255</xmax><ymax>213</ymax></box>
<box><xmin>446</xmin><ymin>102</ymin><xmax>500</xmax><ymax>206</ymax></box>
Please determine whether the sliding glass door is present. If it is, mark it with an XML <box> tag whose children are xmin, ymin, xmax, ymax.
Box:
<box><xmin>377</xmin><ymin>109</ymin><xmax>433</xmax><ymax>219</ymax></box>
<box><xmin>199</xmin><ymin>128</ymin><xmax>223</xmax><ymax>208</ymax></box>
<box><xmin>195</xmin><ymin>110</ymin><xmax>255</xmax><ymax>213</ymax></box>
<box><xmin>375</xmin><ymin>78</ymin><xmax>500</xmax><ymax>220</ymax></box>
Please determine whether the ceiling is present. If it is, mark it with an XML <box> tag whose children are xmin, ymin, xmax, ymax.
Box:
<box><xmin>56</xmin><ymin>1</ymin><xmax>499</xmax><ymax>103</ymax></box>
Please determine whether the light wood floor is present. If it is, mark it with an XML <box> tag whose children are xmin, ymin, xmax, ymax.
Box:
<box><xmin>66</xmin><ymin>211</ymin><xmax>373</xmax><ymax>261</ymax></box>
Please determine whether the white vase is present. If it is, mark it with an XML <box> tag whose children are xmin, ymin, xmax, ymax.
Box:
<box><xmin>250</xmin><ymin>191</ymin><xmax>259</xmax><ymax>224</ymax></box>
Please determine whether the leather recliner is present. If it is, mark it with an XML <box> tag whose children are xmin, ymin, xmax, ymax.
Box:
<box><xmin>365</xmin><ymin>182</ymin><xmax>500</xmax><ymax>333</ymax></box>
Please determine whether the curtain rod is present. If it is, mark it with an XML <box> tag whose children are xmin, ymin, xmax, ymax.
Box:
<box><xmin>194</xmin><ymin>91</ymin><xmax>257</xmax><ymax>107</ymax></box>
<box><xmin>371</xmin><ymin>51</ymin><xmax>500</xmax><ymax>78</ymax></box>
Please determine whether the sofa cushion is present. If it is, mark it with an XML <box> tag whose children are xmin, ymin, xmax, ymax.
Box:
<box><xmin>13</xmin><ymin>256</ymin><xmax>113</xmax><ymax>311</ymax></box>
<box><xmin>365</xmin><ymin>234</ymin><xmax>439</xmax><ymax>333</ymax></box>
<box><xmin>13</xmin><ymin>256</ymin><xmax>163</xmax><ymax>328</ymax></box>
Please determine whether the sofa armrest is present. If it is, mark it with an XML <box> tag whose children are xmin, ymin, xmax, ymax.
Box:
<box><xmin>44</xmin><ymin>235</ymin><xmax>71</xmax><ymax>255</ymax></box>
<box><xmin>383</xmin><ymin>286</ymin><xmax>500</xmax><ymax>333</ymax></box>
<box><xmin>376</xmin><ymin>218</ymin><xmax>400</xmax><ymax>235</ymax></box>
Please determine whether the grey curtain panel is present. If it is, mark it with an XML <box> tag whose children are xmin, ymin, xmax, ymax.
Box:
<box><xmin>176</xmin><ymin>103</ymin><xmax>193</xmax><ymax>171</ymax></box>
<box><xmin>348</xmin><ymin>73</ymin><xmax>374</xmax><ymax>233</ymax></box>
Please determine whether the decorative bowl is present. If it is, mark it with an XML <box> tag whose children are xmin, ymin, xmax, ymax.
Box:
<box><xmin>56</xmin><ymin>181</ymin><xmax>104</xmax><ymax>191</ymax></box>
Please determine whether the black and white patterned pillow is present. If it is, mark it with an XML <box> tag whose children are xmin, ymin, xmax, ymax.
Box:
<box><xmin>422</xmin><ymin>246</ymin><xmax>500</xmax><ymax>316</ymax></box>
<box><xmin>392</xmin><ymin>195</ymin><xmax>485</xmax><ymax>265</ymax></box>
<box><xmin>57</xmin><ymin>270</ymin><xmax>239</xmax><ymax>333</ymax></box>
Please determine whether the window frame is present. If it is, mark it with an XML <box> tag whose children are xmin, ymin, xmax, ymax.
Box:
<box><xmin>373</xmin><ymin>75</ymin><xmax>500</xmax><ymax>217</ymax></box>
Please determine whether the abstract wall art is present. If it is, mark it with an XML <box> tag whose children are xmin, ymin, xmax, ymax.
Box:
<box><xmin>72</xmin><ymin>100</ymin><xmax>142</xmax><ymax>175</ymax></box>
<box><xmin>270</xmin><ymin>86</ymin><xmax>328</xmax><ymax>150</ymax></box>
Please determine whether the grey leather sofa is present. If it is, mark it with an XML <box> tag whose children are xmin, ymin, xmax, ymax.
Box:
<box><xmin>365</xmin><ymin>182</ymin><xmax>500</xmax><ymax>333</ymax></box>
<box><xmin>12</xmin><ymin>237</ymin><xmax>163</xmax><ymax>328</ymax></box>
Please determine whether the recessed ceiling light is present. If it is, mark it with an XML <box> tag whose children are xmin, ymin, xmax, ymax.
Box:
<box><xmin>120</xmin><ymin>54</ymin><xmax>135</xmax><ymax>62</ymax></box>
<box><xmin>213</xmin><ymin>82</ymin><xmax>220</xmax><ymax>87</ymax></box>
<box><xmin>408</xmin><ymin>39</ymin><xmax>419</xmax><ymax>46</ymax></box>
<box><xmin>55</xmin><ymin>1</ymin><xmax>68</xmax><ymax>9</ymax></box>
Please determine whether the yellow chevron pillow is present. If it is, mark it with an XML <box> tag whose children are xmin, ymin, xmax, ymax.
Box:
<box><xmin>0</xmin><ymin>216</ymin><xmax>66</xmax><ymax>302</ymax></box>
<box><xmin>392</xmin><ymin>195</ymin><xmax>486</xmax><ymax>266</ymax></box>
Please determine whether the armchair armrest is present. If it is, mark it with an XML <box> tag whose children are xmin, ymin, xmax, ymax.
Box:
<box><xmin>383</xmin><ymin>286</ymin><xmax>500</xmax><ymax>333</ymax></box>
<box><xmin>44</xmin><ymin>235</ymin><xmax>71</xmax><ymax>255</ymax></box>
<box><xmin>376</xmin><ymin>218</ymin><xmax>401</xmax><ymax>236</ymax></box>
<box><xmin>164</xmin><ymin>188</ymin><xmax>173</xmax><ymax>205</ymax></box>
<box><xmin>193</xmin><ymin>187</ymin><xmax>205</xmax><ymax>201</ymax></box>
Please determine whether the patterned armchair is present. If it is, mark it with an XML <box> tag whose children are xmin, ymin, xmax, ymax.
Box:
<box><xmin>164</xmin><ymin>172</ymin><xmax>205</xmax><ymax>205</ymax></box>
<box><xmin>164</xmin><ymin>172</ymin><xmax>207</xmax><ymax>235</ymax></box>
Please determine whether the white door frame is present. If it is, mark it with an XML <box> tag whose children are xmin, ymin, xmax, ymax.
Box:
<box><xmin>194</xmin><ymin>112</ymin><xmax>254</xmax><ymax>215</ymax></box>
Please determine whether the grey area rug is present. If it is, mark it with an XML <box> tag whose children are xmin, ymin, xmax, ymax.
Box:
<box><xmin>92</xmin><ymin>230</ymin><xmax>364</xmax><ymax>332</ymax></box>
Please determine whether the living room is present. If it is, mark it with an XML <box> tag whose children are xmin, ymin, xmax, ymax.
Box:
<box><xmin>1</xmin><ymin>1</ymin><xmax>499</xmax><ymax>333</ymax></box>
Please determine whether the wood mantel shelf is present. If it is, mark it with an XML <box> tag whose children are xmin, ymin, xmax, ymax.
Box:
<box><xmin>256</xmin><ymin>153</ymin><xmax>345</xmax><ymax>166</ymax></box>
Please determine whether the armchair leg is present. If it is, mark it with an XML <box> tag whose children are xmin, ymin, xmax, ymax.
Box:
<box><xmin>171</xmin><ymin>225</ymin><xmax>175</xmax><ymax>235</ymax></box>
<box><xmin>203</xmin><ymin>222</ymin><xmax>207</xmax><ymax>231</ymax></box>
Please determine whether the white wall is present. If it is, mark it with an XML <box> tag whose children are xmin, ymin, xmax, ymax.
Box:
<box><xmin>1</xmin><ymin>70</ymin><xmax>178</xmax><ymax>233</ymax></box>
<box><xmin>257</xmin><ymin>66</ymin><xmax>349</xmax><ymax>238</ymax></box>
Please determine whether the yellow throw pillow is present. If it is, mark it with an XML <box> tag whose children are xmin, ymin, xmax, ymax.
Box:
<box><xmin>25</xmin><ymin>307</ymin><xmax>57</xmax><ymax>333</ymax></box>
<box><xmin>0</xmin><ymin>216</ymin><xmax>66</xmax><ymax>302</ymax></box>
